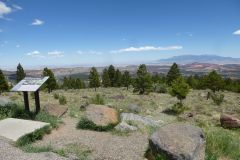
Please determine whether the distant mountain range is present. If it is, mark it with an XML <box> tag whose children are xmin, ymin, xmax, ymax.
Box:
<box><xmin>154</xmin><ymin>55</ymin><xmax>240</xmax><ymax>65</ymax></box>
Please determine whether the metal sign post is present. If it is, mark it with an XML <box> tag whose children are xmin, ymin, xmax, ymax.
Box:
<box><xmin>11</xmin><ymin>77</ymin><xmax>49</xmax><ymax>114</ymax></box>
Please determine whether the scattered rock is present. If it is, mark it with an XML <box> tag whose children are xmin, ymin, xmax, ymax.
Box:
<box><xmin>0</xmin><ymin>96</ymin><xmax>11</xmax><ymax>106</ymax></box>
<box><xmin>220</xmin><ymin>113</ymin><xmax>240</xmax><ymax>128</ymax></box>
<box><xmin>127</xmin><ymin>104</ymin><xmax>141</xmax><ymax>113</ymax></box>
<box><xmin>43</xmin><ymin>104</ymin><xmax>68</xmax><ymax>118</ymax></box>
<box><xmin>149</xmin><ymin>123</ymin><xmax>205</xmax><ymax>160</ymax></box>
<box><xmin>115</xmin><ymin>121</ymin><xmax>138</xmax><ymax>132</ymax></box>
<box><xmin>85</xmin><ymin>104</ymin><xmax>119</xmax><ymax>126</ymax></box>
<box><xmin>120</xmin><ymin>113</ymin><xmax>162</xmax><ymax>127</ymax></box>
<box><xmin>110</xmin><ymin>95</ymin><xmax>125</xmax><ymax>100</ymax></box>
<box><xmin>82</xmin><ymin>96</ymin><xmax>88</xmax><ymax>99</ymax></box>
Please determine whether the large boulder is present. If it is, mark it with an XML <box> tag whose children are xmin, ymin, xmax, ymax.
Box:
<box><xmin>115</xmin><ymin>121</ymin><xmax>138</xmax><ymax>132</ymax></box>
<box><xmin>220</xmin><ymin>113</ymin><xmax>240</xmax><ymax>128</ymax></box>
<box><xmin>149</xmin><ymin>123</ymin><xmax>205</xmax><ymax>160</ymax></box>
<box><xmin>85</xmin><ymin>104</ymin><xmax>119</xmax><ymax>126</ymax></box>
<box><xmin>43</xmin><ymin>104</ymin><xmax>68</xmax><ymax>118</ymax></box>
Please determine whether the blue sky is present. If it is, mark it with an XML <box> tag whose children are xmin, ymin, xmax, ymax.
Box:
<box><xmin>0</xmin><ymin>0</ymin><xmax>240</xmax><ymax>69</ymax></box>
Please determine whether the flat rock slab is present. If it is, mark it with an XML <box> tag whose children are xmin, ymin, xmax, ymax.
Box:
<box><xmin>0</xmin><ymin>118</ymin><xmax>50</xmax><ymax>141</ymax></box>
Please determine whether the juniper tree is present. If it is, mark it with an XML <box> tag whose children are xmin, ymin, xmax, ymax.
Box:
<box><xmin>166</xmin><ymin>63</ymin><xmax>181</xmax><ymax>85</ymax></box>
<box><xmin>205</xmin><ymin>70</ymin><xmax>224</xmax><ymax>92</ymax></box>
<box><xmin>43</xmin><ymin>68</ymin><xmax>58</xmax><ymax>93</ymax></box>
<box><xmin>133</xmin><ymin>64</ymin><xmax>152</xmax><ymax>94</ymax></box>
<box><xmin>0</xmin><ymin>69</ymin><xmax>9</xmax><ymax>94</ymax></box>
<box><xmin>16</xmin><ymin>63</ymin><xmax>26</xmax><ymax>83</ymax></box>
<box><xmin>108</xmin><ymin>65</ymin><xmax>115</xmax><ymax>87</ymax></box>
<box><xmin>169</xmin><ymin>76</ymin><xmax>190</xmax><ymax>104</ymax></box>
<box><xmin>89</xmin><ymin>67</ymin><xmax>100</xmax><ymax>91</ymax></box>
<box><xmin>122</xmin><ymin>71</ymin><xmax>131</xmax><ymax>90</ymax></box>
<box><xmin>114</xmin><ymin>69</ymin><xmax>122</xmax><ymax>87</ymax></box>
<box><xmin>102</xmin><ymin>68</ymin><xmax>111</xmax><ymax>87</ymax></box>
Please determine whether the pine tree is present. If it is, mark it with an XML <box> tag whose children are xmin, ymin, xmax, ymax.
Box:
<box><xmin>170</xmin><ymin>76</ymin><xmax>190</xmax><ymax>104</ymax></box>
<box><xmin>102</xmin><ymin>68</ymin><xmax>111</xmax><ymax>87</ymax></box>
<box><xmin>166</xmin><ymin>63</ymin><xmax>181</xmax><ymax>85</ymax></box>
<box><xmin>89</xmin><ymin>67</ymin><xmax>100</xmax><ymax>91</ymax></box>
<box><xmin>122</xmin><ymin>71</ymin><xmax>131</xmax><ymax>90</ymax></box>
<box><xmin>108</xmin><ymin>65</ymin><xmax>115</xmax><ymax>87</ymax></box>
<box><xmin>43</xmin><ymin>68</ymin><xmax>58</xmax><ymax>93</ymax></box>
<box><xmin>205</xmin><ymin>70</ymin><xmax>224</xmax><ymax>92</ymax></box>
<box><xmin>0</xmin><ymin>69</ymin><xmax>9</xmax><ymax>94</ymax></box>
<box><xmin>187</xmin><ymin>75</ymin><xmax>198</xmax><ymax>89</ymax></box>
<box><xmin>114</xmin><ymin>69</ymin><xmax>122</xmax><ymax>87</ymax></box>
<box><xmin>16</xmin><ymin>63</ymin><xmax>26</xmax><ymax>83</ymax></box>
<box><xmin>133</xmin><ymin>64</ymin><xmax>152</xmax><ymax>94</ymax></box>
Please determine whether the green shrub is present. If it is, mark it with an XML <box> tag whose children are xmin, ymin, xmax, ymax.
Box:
<box><xmin>171</xmin><ymin>102</ymin><xmax>186</xmax><ymax>114</ymax></box>
<box><xmin>76</xmin><ymin>117</ymin><xmax>115</xmax><ymax>131</ymax></box>
<box><xmin>0</xmin><ymin>104</ymin><xmax>12</xmax><ymax>120</ymax></box>
<box><xmin>89</xmin><ymin>94</ymin><xmax>105</xmax><ymax>105</ymax></box>
<box><xmin>53</xmin><ymin>93</ymin><xmax>59</xmax><ymax>99</ymax></box>
<box><xmin>11</xmin><ymin>107</ymin><xmax>35</xmax><ymax>120</ymax></box>
<box><xmin>210</xmin><ymin>92</ymin><xmax>224</xmax><ymax>105</ymax></box>
<box><xmin>153</xmin><ymin>83</ymin><xmax>168</xmax><ymax>93</ymax></box>
<box><xmin>21</xmin><ymin>144</ymin><xmax>53</xmax><ymax>153</ymax></box>
<box><xmin>59</xmin><ymin>95</ymin><xmax>67</xmax><ymax>105</ymax></box>
<box><xmin>35</xmin><ymin>112</ymin><xmax>60</xmax><ymax>129</ymax></box>
<box><xmin>16</xmin><ymin>125</ymin><xmax>51</xmax><ymax>146</ymax></box>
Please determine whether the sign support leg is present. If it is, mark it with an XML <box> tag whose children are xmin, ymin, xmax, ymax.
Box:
<box><xmin>23</xmin><ymin>91</ymin><xmax>30</xmax><ymax>112</ymax></box>
<box><xmin>34</xmin><ymin>90</ymin><xmax>40</xmax><ymax>114</ymax></box>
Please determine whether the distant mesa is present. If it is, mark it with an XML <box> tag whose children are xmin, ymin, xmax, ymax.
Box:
<box><xmin>154</xmin><ymin>55</ymin><xmax>240</xmax><ymax>65</ymax></box>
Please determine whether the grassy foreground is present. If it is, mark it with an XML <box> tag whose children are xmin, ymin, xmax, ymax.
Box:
<box><xmin>1</xmin><ymin>87</ymin><xmax>240</xmax><ymax>159</ymax></box>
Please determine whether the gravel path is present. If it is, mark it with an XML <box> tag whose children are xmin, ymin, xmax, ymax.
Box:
<box><xmin>36</xmin><ymin>117</ymin><xmax>149</xmax><ymax>160</ymax></box>
<box><xmin>0</xmin><ymin>136</ymin><xmax>66</xmax><ymax>160</ymax></box>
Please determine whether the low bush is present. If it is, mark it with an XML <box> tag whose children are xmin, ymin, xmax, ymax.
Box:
<box><xmin>89</xmin><ymin>94</ymin><xmax>105</xmax><ymax>105</ymax></box>
<box><xmin>0</xmin><ymin>103</ymin><xmax>13</xmax><ymax>120</ymax></box>
<box><xmin>53</xmin><ymin>93</ymin><xmax>59</xmax><ymax>99</ymax></box>
<box><xmin>11</xmin><ymin>107</ymin><xmax>35</xmax><ymax>120</ymax></box>
<box><xmin>76</xmin><ymin>117</ymin><xmax>115</xmax><ymax>132</ymax></box>
<box><xmin>35</xmin><ymin>112</ymin><xmax>60</xmax><ymax>129</ymax></box>
<box><xmin>210</xmin><ymin>92</ymin><xmax>224</xmax><ymax>105</ymax></box>
<box><xmin>153</xmin><ymin>83</ymin><xmax>168</xmax><ymax>93</ymax></box>
<box><xmin>21</xmin><ymin>144</ymin><xmax>53</xmax><ymax>153</ymax></box>
<box><xmin>16</xmin><ymin>125</ymin><xmax>51</xmax><ymax>146</ymax></box>
<box><xmin>59</xmin><ymin>95</ymin><xmax>67</xmax><ymax>105</ymax></box>
<box><xmin>171</xmin><ymin>102</ymin><xmax>186</xmax><ymax>114</ymax></box>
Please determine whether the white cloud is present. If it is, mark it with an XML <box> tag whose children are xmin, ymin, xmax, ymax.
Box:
<box><xmin>233</xmin><ymin>29</ymin><xmax>240</xmax><ymax>35</ymax></box>
<box><xmin>31</xmin><ymin>19</ymin><xmax>44</xmax><ymax>25</ymax></box>
<box><xmin>0</xmin><ymin>1</ymin><xmax>12</xmax><ymax>19</ymax></box>
<box><xmin>12</xmin><ymin>4</ymin><xmax>22</xmax><ymax>10</ymax></box>
<box><xmin>77</xmin><ymin>50</ymin><xmax>102</xmax><ymax>55</ymax></box>
<box><xmin>26</xmin><ymin>50</ymin><xmax>45</xmax><ymax>58</ymax></box>
<box><xmin>111</xmin><ymin>45</ymin><xmax>183</xmax><ymax>53</ymax></box>
<box><xmin>48</xmin><ymin>50</ymin><xmax>64</xmax><ymax>57</ymax></box>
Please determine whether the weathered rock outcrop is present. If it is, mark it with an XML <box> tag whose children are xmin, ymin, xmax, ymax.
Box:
<box><xmin>220</xmin><ymin>113</ymin><xmax>240</xmax><ymax>128</ymax></box>
<box><xmin>43</xmin><ymin>104</ymin><xmax>68</xmax><ymax>118</ymax></box>
<box><xmin>149</xmin><ymin>123</ymin><xmax>205</xmax><ymax>160</ymax></box>
<box><xmin>86</xmin><ymin>104</ymin><xmax>119</xmax><ymax>126</ymax></box>
<box><xmin>115</xmin><ymin>113</ymin><xmax>162</xmax><ymax>132</ymax></box>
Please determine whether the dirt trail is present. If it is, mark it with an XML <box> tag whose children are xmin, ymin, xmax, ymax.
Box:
<box><xmin>36</xmin><ymin>117</ymin><xmax>149</xmax><ymax>160</ymax></box>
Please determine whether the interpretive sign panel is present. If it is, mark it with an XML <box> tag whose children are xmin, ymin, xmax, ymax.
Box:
<box><xmin>11</xmin><ymin>77</ymin><xmax>49</xmax><ymax>92</ymax></box>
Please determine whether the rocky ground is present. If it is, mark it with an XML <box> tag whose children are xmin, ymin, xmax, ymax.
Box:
<box><xmin>0</xmin><ymin>88</ymin><xmax>240</xmax><ymax>159</ymax></box>
<box><xmin>35</xmin><ymin>116</ymin><xmax>149</xmax><ymax>160</ymax></box>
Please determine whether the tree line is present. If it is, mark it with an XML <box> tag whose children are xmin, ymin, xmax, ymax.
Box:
<box><xmin>0</xmin><ymin>63</ymin><xmax>240</xmax><ymax>95</ymax></box>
